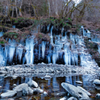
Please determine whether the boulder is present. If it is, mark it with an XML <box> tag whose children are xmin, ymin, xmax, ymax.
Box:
<box><xmin>54</xmin><ymin>92</ymin><xmax>66</xmax><ymax>97</ymax></box>
<box><xmin>27</xmin><ymin>79</ymin><xmax>38</xmax><ymax>88</ymax></box>
<box><xmin>68</xmin><ymin>97</ymin><xmax>78</xmax><ymax>100</ymax></box>
<box><xmin>43</xmin><ymin>91</ymin><xmax>48</xmax><ymax>96</ymax></box>
<box><xmin>14</xmin><ymin>83</ymin><xmax>33</xmax><ymax>96</ymax></box>
<box><xmin>93</xmin><ymin>79</ymin><xmax>100</xmax><ymax>90</ymax></box>
<box><xmin>77</xmin><ymin>86</ymin><xmax>91</xmax><ymax>96</ymax></box>
<box><xmin>13</xmin><ymin>84</ymin><xmax>17</xmax><ymax>87</ymax></box>
<box><xmin>0</xmin><ymin>86</ymin><xmax>2</xmax><ymax>88</ymax></box>
<box><xmin>33</xmin><ymin>88</ymin><xmax>43</xmax><ymax>95</ymax></box>
<box><xmin>0</xmin><ymin>83</ymin><xmax>33</xmax><ymax>98</ymax></box>
<box><xmin>61</xmin><ymin>82</ymin><xmax>90</xmax><ymax>100</ymax></box>
<box><xmin>0</xmin><ymin>71</ymin><xmax>7</xmax><ymax>74</ymax></box>
<box><xmin>0</xmin><ymin>90</ymin><xmax>16</xmax><ymax>98</ymax></box>
<box><xmin>96</xmin><ymin>93</ymin><xmax>100</xmax><ymax>99</ymax></box>
<box><xmin>60</xmin><ymin>96</ymin><xmax>67</xmax><ymax>100</ymax></box>
<box><xmin>76</xmin><ymin>81</ymin><xmax>82</xmax><ymax>84</ymax></box>
<box><xmin>93</xmin><ymin>79</ymin><xmax>100</xmax><ymax>85</ymax></box>
<box><xmin>12</xmin><ymin>75</ymin><xmax>18</xmax><ymax>79</ymax></box>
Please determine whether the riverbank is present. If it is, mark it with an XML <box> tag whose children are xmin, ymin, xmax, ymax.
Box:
<box><xmin>0</xmin><ymin>63</ymin><xmax>98</xmax><ymax>78</ymax></box>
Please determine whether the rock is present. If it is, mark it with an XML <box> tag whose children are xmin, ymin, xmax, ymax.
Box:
<box><xmin>61</xmin><ymin>82</ymin><xmax>90</xmax><ymax>100</ymax></box>
<box><xmin>96</xmin><ymin>93</ymin><xmax>100</xmax><ymax>99</ymax></box>
<box><xmin>33</xmin><ymin>88</ymin><xmax>43</xmax><ymax>95</ymax></box>
<box><xmin>13</xmin><ymin>84</ymin><xmax>17</xmax><ymax>87</ymax></box>
<box><xmin>16</xmin><ymin>90</ymin><xmax>23</xmax><ymax>97</ymax></box>
<box><xmin>7</xmin><ymin>98</ymin><xmax>14</xmax><ymax>100</ymax></box>
<box><xmin>5</xmin><ymin>67</ymin><xmax>10</xmax><ymax>71</ymax></box>
<box><xmin>67</xmin><ymin>30</ymin><xmax>72</xmax><ymax>33</ymax></box>
<box><xmin>77</xmin><ymin>86</ymin><xmax>91</xmax><ymax>96</ymax></box>
<box><xmin>60</xmin><ymin>96</ymin><xmax>67</xmax><ymax>100</ymax></box>
<box><xmin>0</xmin><ymin>86</ymin><xmax>2</xmax><ymax>88</ymax></box>
<box><xmin>14</xmin><ymin>83</ymin><xmax>33</xmax><ymax>96</ymax></box>
<box><xmin>44</xmin><ymin>75</ymin><xmax>51</xmax><ymax>80</ymax></box>
<box><xmin>93</xmin><ymin>79</ymin><xmax>100</xmax><ymax>90</ymax></box>
<box><xmin>71</xmin><ymin>70</ymin><xmax>76</xmax><ymax>73</ymax></box>
<box><xmin>68</xmin><ymin>97</ymin><xmax>78</xmax><ymax>100</ymax></box>
<box><xmin>93</xmin><ymin>79</ymin><xmax>100</xmax><ymax>85</ymax></box>
<box><xmin>0</xmin><ymin>71</ymin><xmax>7</xmax><ymax>74</ymax></box>
<box><xmin>43</xmin><ymin>91</ymin><xmax>48</xmax><ymax>96</ymax></box>
<box><xmin>27</xmin><ymin>79</ymin><xmax>38</xmax><ymax>88</ymax></box>
<box><xmin>61</xmin><ymin>82</ymin><xmax>80</xmax><ymax>98</ymax></box>
<box><xmin>0</xmin><ymin>83</ymin><xmax>33</xmax><ymax>98</ymax></box>
<box><xmin>54</xmin><ymin>92</ymin><xmax>66</xmax><ymax>97</ymax></box>
<box><xmin>12</xmin><ymin>75</ymin><xmax>18</xmax><ymax>79</ymax></box>
<box><xmin>76</xmin><ymin>81</ymin><xmax>82</xmax><ymax>84</ymax></box>
<box><xmin>0</xmin><ymin>90</ymin><xmax>16</xmax><ymax>98</ymax></box>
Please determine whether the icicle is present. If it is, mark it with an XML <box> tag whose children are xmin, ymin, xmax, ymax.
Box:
<box><xmin>74</xmin><ymin>53</ymin><xmax>78</xmax><ymax>65</ymax></box>
<box><xmin>47</xmin><ymin>54</ymin><xmax>51</xmax><ymax>63</ymax></box>
<box><xmin>39</xmin><ymin>44</ymin><xmax>41</xmax><ymax>59</ymax></box>
<box><xmin>50</xmin><ymin>26</ymin><xmax>53</xmax><ymax>45</ymax></box>
<box><xmin>68</xmin><ymin>51</ymin><xmax>71</xmax><ymax>65</ymax></box>
<box><xmin>12</xmin><ymin>25</ymin><xmax>16</xmax><ymax>28</ymax></box>
<box><xmin>47</xmin><ymin>24</ymin><xmax>50</xmax><ymax>32</ymax></box>
<box><xmin>61</xmin><ymin>27</ymin><xmax>64</xmax><ymax>37</ymax></box>
<box><xmin>42</xmin><ymin>41</ymin><xmax>46</xmax><ymax>58</ymax></box>
<box><xmin>52</xmin><ymin>51</ymin><xmax>57</xmax><ymax>64</ymax></box>
<box><xmin>0</xmin><ymin>45</ymin><xmax>6</xmax><ymax>66</ymax></box>
<box><xmin>71</xmin><ymin>53</ymin><xmax>75</xmax><ymax>65</ymax></box>
<box><xmin>25</xmin><ymin>38</ymin><xmax>34</xmax><ymax>64</ymax></box>
<box><xmin>16</xmin><ymin>45</ymin><xmax>23</xmax><ymax>62</ymax></box>
<box><xmin>98</xmin><ymin>45</ymin><xmax>100</xmax><ymax>54</ymax></box>
<box><xmin>64</xmin><ymin>46</ymin><xmax>69</xmax><ymax>65</ymax></box>
<box><xmin>87</xmin><ymin>30</ymin><xmax>91</xmax><ymax>38</ymax></box>
<box><xmin>0</xmin><ymin>32</ymin><xmax>4</xmax><ymax>37</ymax></box>
<box><xmin>8</xmin><ymin>39</ymin><xmax>16</xmax><ymax>62</ymax></box>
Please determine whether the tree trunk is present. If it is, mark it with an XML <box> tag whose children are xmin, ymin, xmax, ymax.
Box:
<box><xmin>47</xmin><ymin>0</ymin><xmax>51</xmax><ymax>17</ymax></box>
<box><xmin>19</xmin><ymin>0</ymin><xmax>23</xmax><ymax>16</ymax></box>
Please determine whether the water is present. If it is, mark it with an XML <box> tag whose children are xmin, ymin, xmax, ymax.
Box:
<box><xmin>0</xmin><ymin>74</ymin><xmax>97</xmax><ymax>100</ymax></box>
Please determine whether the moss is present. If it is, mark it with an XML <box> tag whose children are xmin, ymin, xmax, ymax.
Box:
<box><xmin>68</xmin><ymin>17</ymin><xmax>72</xmax><ymax>22</ymax></box>
<box><xmin>14</xmin><ymin>17</ymin><xmax>25</xmax><ymax>23</ymax></box>
<box><xmin>95</xmin><ymin>28</ymin><xmax>100</xmax><ymax>31</ymax></box>
<box><xmin>0</xmin><ymin>40</ymin><xmax>5</xmax><ymax>44</ymax></box>
<box><xmin>4</xmin><ymin>32</ymin><xmax>18</xmax><ymax>39</ymax></box>
<box><xmin>14</xmin><ymin>35</ymin><xmax>17</xmax><ymax>39</ymax></box>
<box><xmin>39</xmin><ymin>34</ymin><xmax>43</xmax><ymax>39</ymax></box>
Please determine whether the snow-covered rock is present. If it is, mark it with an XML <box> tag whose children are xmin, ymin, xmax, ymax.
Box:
<box><xmin>27</xmin><ymin>79</ymin><xmax>38</xmax><ymax>88</ymax></box>
<box><xmin>61</xmin><ymin>82</ymin><xmax>90</xmax><ymax>100</ymax></box>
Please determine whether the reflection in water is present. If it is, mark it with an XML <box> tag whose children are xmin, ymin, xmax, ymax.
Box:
<box><xmin>0</xmin><ymin>75</ymin><xmax>98</xmax><ymax>99</ymax></box>
<box><xmin>52</xmin><ymin>77</ymin><xmax>59</xmax><ymax>90</ymax></box>
<box><xmin>4</xmin><ymin>80</ymin><xmax>10</xmax><ymax>91</ymax></box>
<box><xmin>48</xmin><ymin>79</ymin><xmax>51</xmax><ymax>86</ymax></box>
<box><xmin>65</xmin><ymin>76</ymin><xmax>72</xmax><ymax>84</ymax></box>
